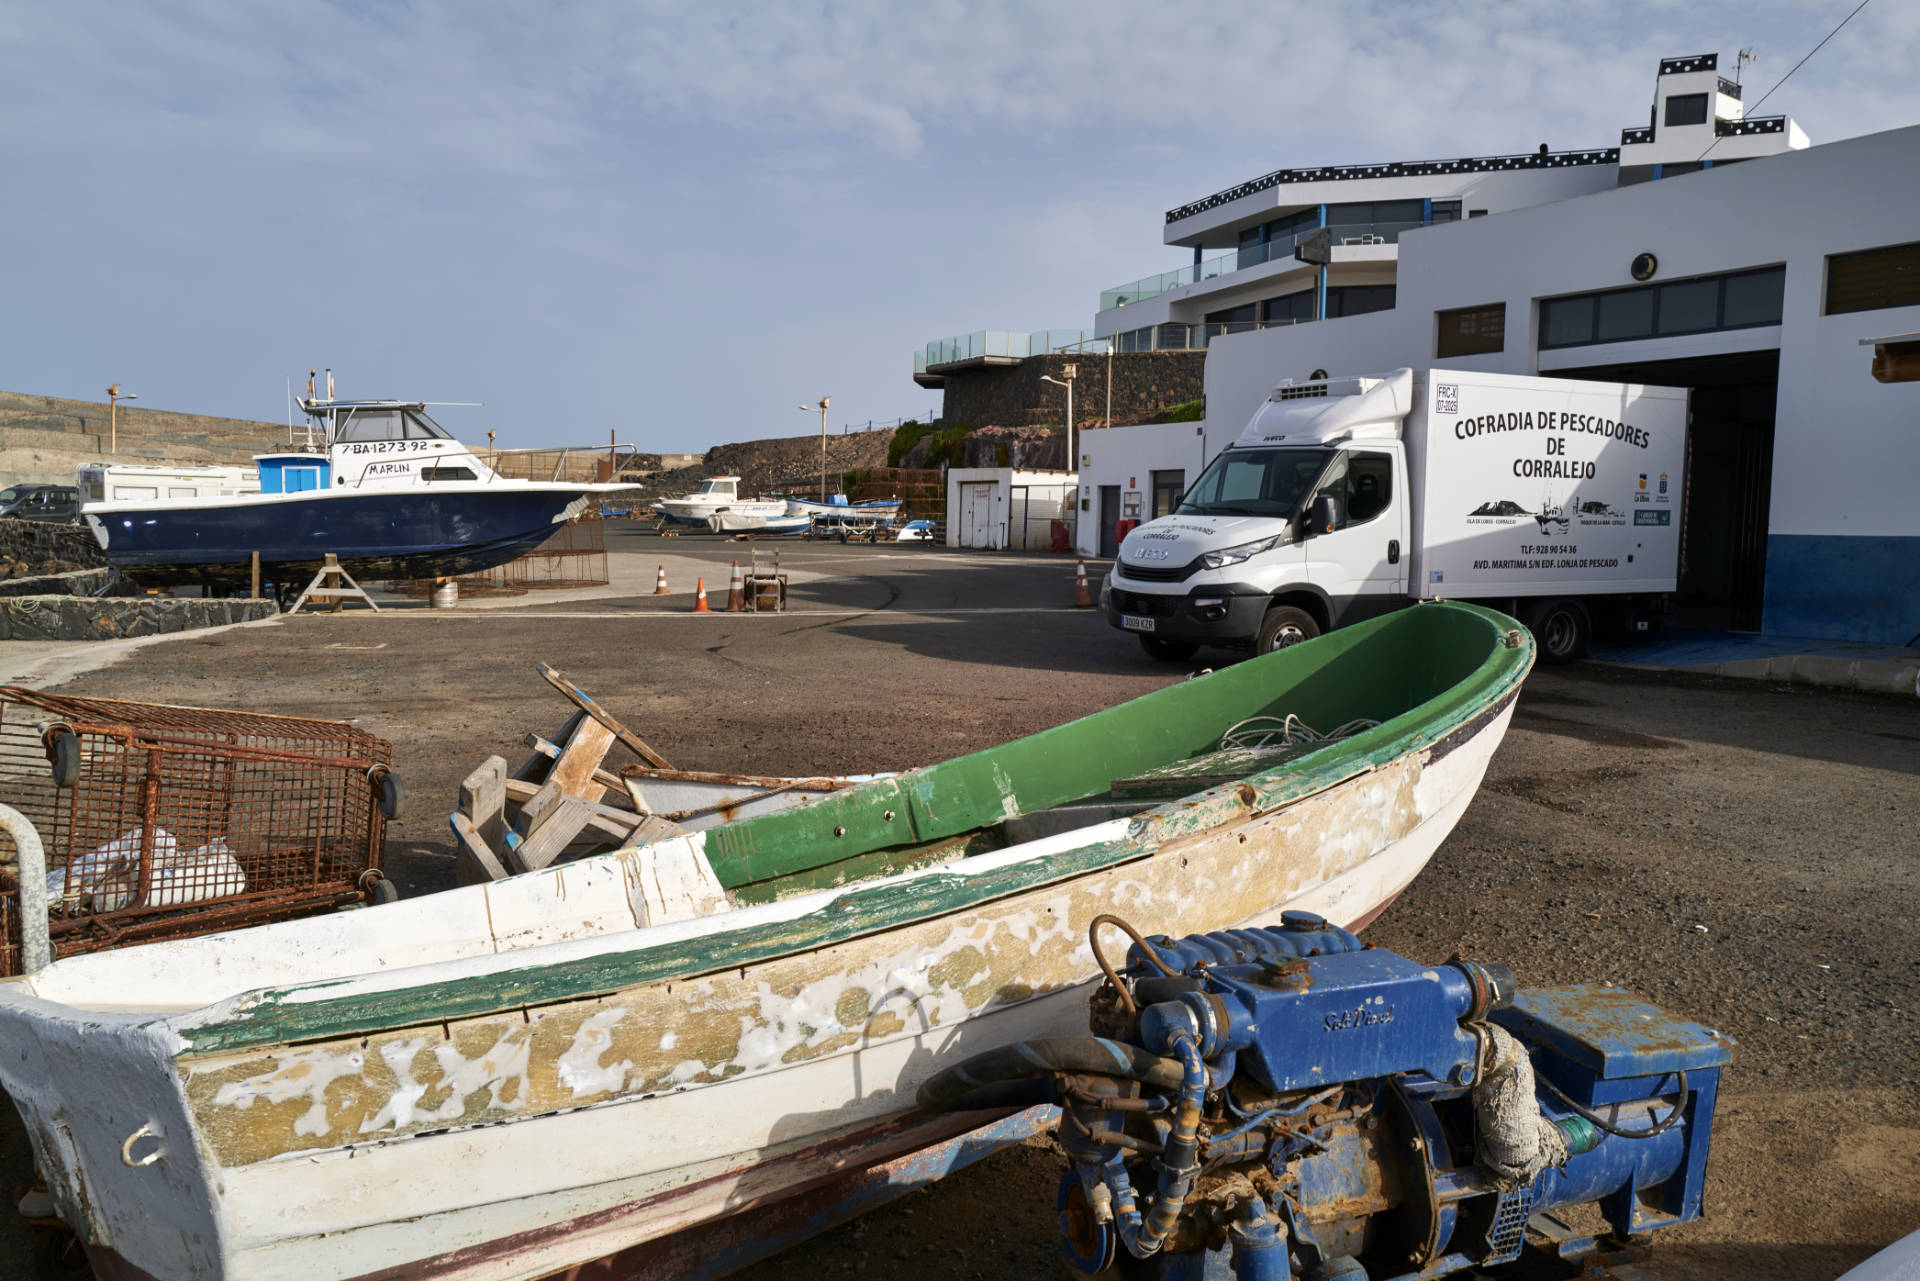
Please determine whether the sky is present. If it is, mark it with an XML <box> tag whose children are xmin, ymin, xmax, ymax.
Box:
<box><xmin>2</xmin><ymin>1</ymin><xmax>1914</xmax><ymax>453</ymax></box>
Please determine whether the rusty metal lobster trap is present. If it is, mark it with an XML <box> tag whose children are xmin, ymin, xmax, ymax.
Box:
<box><xmin>0</xmin><ymin>687</ymin><xmax>399</xmax><ymax>977</ymax></box>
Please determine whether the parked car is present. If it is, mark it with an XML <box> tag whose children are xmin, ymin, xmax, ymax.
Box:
<box><xmin>0</xmin><ymin>485</ymin><xmax>82</xmax><ymax>523</ymax></box>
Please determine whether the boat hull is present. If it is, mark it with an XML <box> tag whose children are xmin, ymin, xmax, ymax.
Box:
<box><xmin>0</xmin><ymin>604</ymin><xmax>1531</xmax><ymax>1281</ymax></box>
<box><xmin>84</xmin><ymin>486</ymin><xmax>597</xmax><ymax>588</ymax></box>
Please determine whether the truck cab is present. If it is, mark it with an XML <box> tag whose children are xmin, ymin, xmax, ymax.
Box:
<box><xmin>1107</xmin><ymin>373</ymin><xmax>1413</xmax><ymax>660</ymax></box>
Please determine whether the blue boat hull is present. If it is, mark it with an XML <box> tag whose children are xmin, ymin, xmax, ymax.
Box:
<box><xmin>90</xmin><ymin>487</ymin><xmax>589</xmax><ymax>588</ymax></box>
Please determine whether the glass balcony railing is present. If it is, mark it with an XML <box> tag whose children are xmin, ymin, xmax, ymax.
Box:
<box><xmin>916</xmin><ymin>329</ymin><xmax>1111</xmax><ymax>374</ymax></box>
<box><xmin>1099</xmin><ymin>219</ymin><xmax>1422</xmax><ymax>311</ymax></box>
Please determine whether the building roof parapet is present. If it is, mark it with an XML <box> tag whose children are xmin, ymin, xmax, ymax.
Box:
<box><xmin>1718</xmin><ymin>76</ymin><xmax>1743</xmax><ymax>100</ymax></box>
<box><xmin>1621</xmin><ymin>126</ymin><xmax>1654</xmax><ymax>146</ymax></box>
<box><xmin>1660</xmin><ymin>54</ymin><xmax>1717</xmax><ymax>75</ymax></box>
<box><xmin>1164</xmin><ymin>147</ymin><xmax>1620</xmax><ymax>225</ymax></box>
<box><xmin>1717</xmin><ymin>115</ymin><xmax>1786</xmax><ymax>137</ymax></box>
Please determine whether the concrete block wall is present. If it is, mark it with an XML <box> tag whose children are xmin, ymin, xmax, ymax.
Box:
<box><xmin>0</xmin><ymin>391</ymin><xmax>283</xmax><ymax>484</ymax></box>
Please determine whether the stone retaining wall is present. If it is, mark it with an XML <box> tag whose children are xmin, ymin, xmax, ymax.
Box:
<box><xmin>0</xmin><ymin>390</ymin><xmax>283</xmax><ymax>483</ymax></box>
<box><xmin>0</xmin><ymin>596</ymin><xmax>276</xmax><ymax>641</ymax></box>
<box><xmin>935</xmin><ymin>352</ymin><xmax>1205</xmax><ymax>432</ymax></box>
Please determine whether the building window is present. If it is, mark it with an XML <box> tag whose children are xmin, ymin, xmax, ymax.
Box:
<box><xmin>1325</xmin><ymin>285</ymin><xmax>1396</xmax><ymax>318</ymax></box>
<box><xmin>1150</xmin><ymin>470</ymin><xmax>1185</xmax><ymax>518</ymax></box>
<box><xmin>1436</xmin><ymin>303</ymin><xmax>1506</xmax><ymax>357</ymax></box>
<box><xmin>1468</xmin><ymin>209</ymin><xmax>1489</xmax><ymax>218</ymax></box>
<box><xmin>1430</xmin><ymin>200</ymin><xmax>1462</xmax><ymax>224</ymax></box>
<box><xmin>1263</xmin><ymin>291</ymin><xmax>1314</xmax><ymax>324</ymax></box>
<box><xmin>1538</xmin><ymin>266</ymin><xmax>1784</xmax><ymax>349</ymax></box>
<box><xmin>1665</xmin><ymin>93</ymin><xmax>1709</xmax><ymax>127</ymax></box>
<box><xmin>1827</xmin><ymin>241</ymin><xmax>1920</xmax><ymax>315</ymax></box>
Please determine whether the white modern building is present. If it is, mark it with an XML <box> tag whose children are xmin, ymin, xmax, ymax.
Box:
<box><xmin>1076</xmin><ymin>53</ymin><xmax>1919</xmax><ymax>644</ymax></box>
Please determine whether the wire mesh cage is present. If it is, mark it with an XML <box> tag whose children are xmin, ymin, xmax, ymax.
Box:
<box><xmin>0</xmin><ymin>687</ymin><xmax>396</xmax><ymax>977</ymax></box>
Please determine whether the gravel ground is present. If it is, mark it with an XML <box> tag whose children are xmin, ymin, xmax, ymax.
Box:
<box><xmin>3</xmin><ymin>535</ymin><xmax>1916</xmax><ymax>1280</ymax></box>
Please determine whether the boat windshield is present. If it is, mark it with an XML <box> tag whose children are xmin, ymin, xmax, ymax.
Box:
<box><xmin>331</xmin><ymin>409</ymin><xmax>454</xmax><ymax>444</ymax></box>
<box><xmin>1177</xmin><ymin>447</ymin><xmax>1332</xmax><ymax>518</ymax></box>
<box><xmin>694</xmin><ymin>479</ymin><xmax>736</xmax><ymax>496</ymax></box>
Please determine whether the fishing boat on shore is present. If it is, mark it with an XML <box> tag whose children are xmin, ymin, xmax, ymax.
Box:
<box><xmin>651</xmin><ymin>477</ymin><xmax>787</xmax><ymax>529</ymax></box>
<box><xmin>704</xmin><ymin>511</ymin><xmax>813</xmax><ymax>535</ymax></box>
<box><xmin>785</xmin><ymin>495</ymin><xmax>903</xmax><ymax>528</ymax></box>
<box><xmin>77</xmin><ymin>390</ymin><xmax>634</xmax><ymax>590</ymax></box>
<box><xmin>0</xmin><ymin>602</ymin><xmax>1531</xmax><ymax>1281</ymax></box>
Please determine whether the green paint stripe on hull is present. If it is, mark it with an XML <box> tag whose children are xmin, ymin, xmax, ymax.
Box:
<box><xmin>178</xmin><ymin>602</ymin><xmax>1531</xmax><ymax>1056</ymax></box>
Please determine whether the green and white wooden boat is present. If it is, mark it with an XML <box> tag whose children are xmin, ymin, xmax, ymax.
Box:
<box><xmin>0</xmin><ymin>601</ymin><xmax>1531</xmax><ymax>1281</ymax></box>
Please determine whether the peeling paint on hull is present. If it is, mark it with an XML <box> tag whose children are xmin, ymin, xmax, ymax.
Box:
<box><xmin>0</xmin><ymin>603</ymin><xmax>1531</xmax><ymax>1281</ymax></box>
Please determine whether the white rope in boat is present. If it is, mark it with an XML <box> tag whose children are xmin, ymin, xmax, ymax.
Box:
<box><xmin>1217</xmin><ymin>714</ymin><xmax>1381</xmax><ymax>754</ymax></box>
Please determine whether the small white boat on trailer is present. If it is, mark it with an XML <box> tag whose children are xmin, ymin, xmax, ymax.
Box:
<box><xmin>0</xmin><ymin>602</ymin><xmax>1532</xmax><ymax>1281</ymax></box>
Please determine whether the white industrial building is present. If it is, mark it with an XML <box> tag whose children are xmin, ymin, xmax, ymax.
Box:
<box><xmin>1074</xmin><ymin>53</ymin><xmax>1919</xmax><ymax>644</ymax></box>
<box><xmin>945</xmin><ymin>468</ymin><xmax>1075</xmax><ymax>551</ymax></box>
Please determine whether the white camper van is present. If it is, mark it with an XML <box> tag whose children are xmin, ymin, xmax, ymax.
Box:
<box><xmin>1104</xmin><ymin>367</ymin><xmax>1689</xmax><ymax>663</ymax></box>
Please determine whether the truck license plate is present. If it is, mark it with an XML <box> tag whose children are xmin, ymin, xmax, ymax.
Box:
<box><xmin>1121</xmin><ymin>615</ymin><xmax>1155</xmax><ymax>632</ymax></box>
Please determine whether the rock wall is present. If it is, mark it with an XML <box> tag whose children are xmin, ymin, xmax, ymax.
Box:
<box><xmin>934</xmin><ymin>352</ymin><xmax>1204</xmax><ymax>432</ymax></box>
<box><xmin>623</xmin><ymin>428</ymin><xmax>897</xmax><ymax>507</ymax></box>
<box><xmin>0</xmin><ymin>517</ymin><xmax>106</xmax><ymax>575</ymax></box>
<box><xmin>0</xmin><ymin>596</ymin><xmax>275</xmax><ymax>640</ymax></box>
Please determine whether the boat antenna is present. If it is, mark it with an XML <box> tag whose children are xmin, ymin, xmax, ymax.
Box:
<box><xmin>286</xmin><ymin>377</ymin><xmax>294</xmax><ymax>445</ymax></box>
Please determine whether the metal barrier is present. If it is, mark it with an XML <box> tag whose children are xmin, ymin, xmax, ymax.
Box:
<box><xmin>0</xmin><ymin>688</ymin><xmax>394</xmax><ymax>977</ymax></box>
<box><xmin>392</xmin><ymin>517</ymin><xmax>611</xmax><ymax>596</ymax></box>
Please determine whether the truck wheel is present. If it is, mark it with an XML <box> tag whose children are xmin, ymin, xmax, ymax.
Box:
<box><xmin>1255</xmin><ymin>606</ymin><xmax>1320</xmax><ymax>653</ymax></box>
<box><xmin>1529</xmin><ymin>599</ymin><xmax>1591</xmax><ymax>663</ymax></box>
<box><xmin>1138</xmin><ymin>635</ymin><xmax>1199</xmax><ymax>662</ymax></box>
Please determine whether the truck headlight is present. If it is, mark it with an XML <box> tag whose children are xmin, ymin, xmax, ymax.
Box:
<box><xmin>1199</xmin><ymin>534</ymin><xmax>1283</xmax><ymax>570</ymax></box>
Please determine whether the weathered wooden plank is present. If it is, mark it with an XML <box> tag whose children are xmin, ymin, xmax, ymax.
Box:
<box><xmin>516</xmin><ymin>797</ymin><xmax>596</xmax><ymax>871</ymax></box>
<box><xmin>538</xmin><ymin>663</ymin><xmax>671</xmax><ymax>769</ymax></box>
<box><xmin>523</xmin><ymin>732</ymin><xmax>628</xmax><ymax>795</ymax></box>
<box><xmin>449</xmin><ymin>812</ymin><xmax>511</xmax><ymax>886</ymax></box>
<box><xmin>506</xmin><ymin>778</ymin><xmax>641</xmax><ymax>826</ymax></box>
<box><xmin>546</xmin><ymin>716</ymin><xmax>617</xmax><ymax>804</ymax></box>
<box><xmin>511</xmin><ymin>710</ymin><xmax>584</xmax><ymax>783</ymax></box>
<box><xmin>459</xmin><ymin>755</ymin><xmax>509</xmax><ymax>849</ymax></box>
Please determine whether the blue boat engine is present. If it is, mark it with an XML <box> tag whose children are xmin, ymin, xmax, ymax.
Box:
<box><xmin>918</xmin><ymin>912</ymin><xmax>1732</xmax><ymax>1279</ymax></box>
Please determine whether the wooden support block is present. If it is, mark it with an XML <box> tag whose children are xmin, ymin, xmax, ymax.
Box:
<box><xmin>548</xmin><ymin>715</ymin><xmax>616</xmax><ymax>804</ymax></box>
<box><xmin>450</xmin><ymin>812</ymin><xmax>511</xmax><ymax>885</ymax></box>
<box><xmin>537</xmin><ymin>664</ymin><xmax>672</xmax><ymax>769</ymax></box>
<box><xmin>516</xmin><ymin>797</ymin><xmax>596</xmax><ymax>871</ymax></box>
<box><xmin>459</xmin><ymin>755</ymin><xmax>508</xmax><ymax>849</ymax></box>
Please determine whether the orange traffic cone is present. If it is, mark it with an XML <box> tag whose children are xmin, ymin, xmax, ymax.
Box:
<box><xmin>1073</xmin><ymin>559</ymin><xmax>1094</xmax><ymax>608</ymax></box>
<box><xmin>692</xmin><ymin>578</ymin><xmax>711</xmax><ymax>613</ymax></box>
<box><xmin>726</xmin><ymin>560</ymin><xmax>747</xmax><ymax>611</ymax></box>
<box><xmin>653</xmin><ymin>564</ymin><xmax>669</xmax><ymax>595</ymax></box>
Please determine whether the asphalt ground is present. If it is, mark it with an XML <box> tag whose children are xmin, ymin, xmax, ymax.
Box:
<box><xmin>3</xmin><ymin>530</ymin><xmax>1917</xmax><ymax>1279</ymax></box>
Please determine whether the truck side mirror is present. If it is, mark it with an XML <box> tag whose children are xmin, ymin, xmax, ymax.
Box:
<box><xmin>1310</xmin><ymin>493</ymin><xmax>1344</xmax><ymax>535</ymax></box>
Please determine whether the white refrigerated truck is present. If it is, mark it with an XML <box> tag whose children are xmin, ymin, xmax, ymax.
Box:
<box><xmin>1104</xmin><ymin>367</ymin><xmax>1689</xmax><ymax>663</ymax></box>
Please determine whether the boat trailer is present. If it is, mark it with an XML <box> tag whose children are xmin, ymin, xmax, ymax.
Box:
<box><xmin>921</xmin><ymin>912</ymin><xmax>1732</xmax><ymax>1280</ymax></box>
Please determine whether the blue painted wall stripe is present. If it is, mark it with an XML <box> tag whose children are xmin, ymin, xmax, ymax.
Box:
<box><xmin>1763</xmin><ymin>534</ymin><xmax>1920</xmax><ymax>644</ymax></box>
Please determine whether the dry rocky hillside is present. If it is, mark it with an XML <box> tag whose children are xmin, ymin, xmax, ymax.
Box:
<box><xmin>619</xmin><ymin>428</ymin><xmax>897</xmax><ymax>508</ymax></box>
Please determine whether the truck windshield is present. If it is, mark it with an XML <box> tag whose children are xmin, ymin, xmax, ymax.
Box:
<box><xmin>1177</xmin><ymin>447</ymin><xmax>1332</xmax><ymax>517</ymax></box>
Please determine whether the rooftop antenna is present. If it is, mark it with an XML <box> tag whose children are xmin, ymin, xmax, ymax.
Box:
<box><xmin>1735</xmin><ymin>46</ymin><xmax>1757</xmax><ymax>86</ymax></box>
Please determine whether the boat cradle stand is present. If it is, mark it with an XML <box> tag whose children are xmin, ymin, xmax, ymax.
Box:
<box><xmin>289</xmin><ymin>554</ymin><xmax>380</xmax><ymax>614</ymax></box>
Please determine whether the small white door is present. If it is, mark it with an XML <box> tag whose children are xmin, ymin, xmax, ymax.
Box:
<box><xmin>961</xmin><ymin>483</ymin><xmax>996</xmax><ymax>548</ymax></box>
<box><xmin>1300</xmin><ymin>448</ymin><xmax>1409</xmax><ymax>609</ymax></box>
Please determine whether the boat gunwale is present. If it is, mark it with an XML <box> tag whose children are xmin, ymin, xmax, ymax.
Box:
<box><xmin>5</xmin><ymin>603</ymin><xmax>1532</xmax><ymax>1057</ymax></box>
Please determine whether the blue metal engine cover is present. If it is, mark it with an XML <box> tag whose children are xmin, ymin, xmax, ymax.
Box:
<box><xmin>1139</xmin><ymin>948</ymin><xmax>1487</xmax><ymax>1091</ymax></box>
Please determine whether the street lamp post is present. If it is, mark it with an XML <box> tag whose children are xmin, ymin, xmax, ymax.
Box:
<box><xmin>797</xmin><ymin>397</ymin><xmax>830</xmax><ymax>500</ymax></box>
<box><xmin>106</xmin><ymin>384</ymin><xmax>137</xmax><ymax>455</ymax></box>
<box><xmin>1040</xmin><ymin>364</ymin><xmax>1077</xmax><ymax>474</ymax></box>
